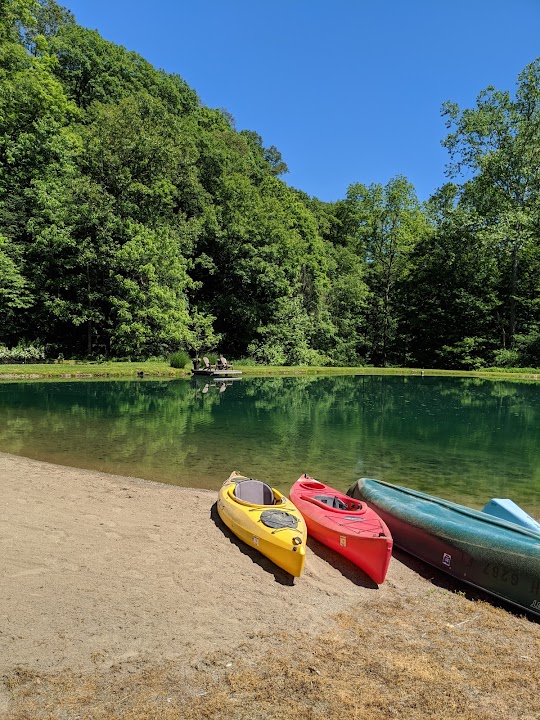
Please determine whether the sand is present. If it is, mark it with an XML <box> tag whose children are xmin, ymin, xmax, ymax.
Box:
<box><xmin>1</xmin><ymin>451</ymin><xmax>539</xmax><ymax>719</ymax></box>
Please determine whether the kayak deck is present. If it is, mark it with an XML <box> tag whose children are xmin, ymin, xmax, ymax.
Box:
<box><xmin>218</xmin><ymin>471</ymin><xmax>307</xmax><ymax>578</ymax></box>
<box><xmin>290</xmin><ymin>476</ymin><xmax>393</xmax><ymax>584</ymax></box>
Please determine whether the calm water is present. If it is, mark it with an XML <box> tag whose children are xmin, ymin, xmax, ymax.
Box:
<box><xmin>0</xmin><ymin>375</ymin><xmax>539</xmax><ymax>516</ymax></box>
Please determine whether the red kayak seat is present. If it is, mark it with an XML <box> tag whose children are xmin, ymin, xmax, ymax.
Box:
<box><xmin>234</xmin><ymin>479</ymin><xmax>274</xmax><ymax>505</ymax></box>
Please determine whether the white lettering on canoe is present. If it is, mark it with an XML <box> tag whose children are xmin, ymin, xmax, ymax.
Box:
<box><xmin>340</xmin><ymin>535</ymin><xmax>347</xmax><ymax>547</ymax></box>
<box><xmin>442</xmin><ymin>553</ymin><xmax>452</xmax><ymax>568</ymax></box>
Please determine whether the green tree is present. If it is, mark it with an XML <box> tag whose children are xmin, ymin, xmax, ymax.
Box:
<box><xmin>185</xmin><ymin>310</ymin><xmax>221</xmax><ymax>359</ymax></box>
<box><xmin>402</xmin><ymin>184</ymin><xmax>499</xmax><ymax>369</ymax></box>
<box><xmin>0</xmin><ymin>234</ymin><xmax>33</xmax><ymax>341</ymax></box>
<box><xmin>48</xmin><ymin>22</ymin><xmax>198</xmax><ymax>113</ymax></box>
<box><xmin>339</xmin><ymin>177</ymin><xmax>429</xmax><ymax>366</ymax></box>
<box><xmin>0</xmin><ymin>0</ymin><xmax>38</xmax><ymax>43</ymax></box>
<box><xmin>110</xmin><ymin>222</ymin><xmax>192</xmax><ymax>358</ymax></box>
<box><xmin>442</xmin><ymin>61</ymin><xmax>540</xmax><ymax>352</ymax></box>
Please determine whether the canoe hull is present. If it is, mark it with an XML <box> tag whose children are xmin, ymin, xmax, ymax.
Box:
<box><xmin>290</xmin><ymin>476</ymin><xmax>393</xmax><ymax>584</ymax></box>
<box><xmin>218</xmin><ymin>471</ymin><xmax>306</xmax><ymax>578</ymax></box>
<box><xmin>348</xmin><ymin>478</ymin><xmax>540</xmax><ymax>617</ymax></box>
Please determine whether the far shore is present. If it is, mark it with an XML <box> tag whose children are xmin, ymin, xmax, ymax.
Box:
<box><xmin>1</xmin><ymin>451</ymin><xmax>539</xmax><ymax>719</ymax></box>
<box><xmin>0</xmin><ymin>359</ymin><xmax>539</xmax><ymax>382</ymax></box>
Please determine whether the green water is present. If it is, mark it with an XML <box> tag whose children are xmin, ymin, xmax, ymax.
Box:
<box><xmin>1</xmin><ymin>374</ymin><xmax>539</xmax><ymax>516</ymax></box>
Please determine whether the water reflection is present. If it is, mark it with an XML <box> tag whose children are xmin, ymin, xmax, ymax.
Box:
<box><xmin>191</xmin><ymin>377</ymin><xmax>241</xmax><ymax>396</ymax></box>
<box><xmin>0</xmin><ymin>375</ymin><xmax>538</xmax><ymax>516</ymax></box>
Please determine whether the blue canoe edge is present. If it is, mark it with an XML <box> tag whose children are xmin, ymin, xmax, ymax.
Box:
<box><xmin>482</xmin><ymin>498</ymin><xmax>540</xmax><ymax>533</ymax></box>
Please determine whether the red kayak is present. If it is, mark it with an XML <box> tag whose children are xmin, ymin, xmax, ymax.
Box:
<box><xmin>290</xmin><ymin>475</ymin><xmax>393</xmax><ymax>584</ymax></box>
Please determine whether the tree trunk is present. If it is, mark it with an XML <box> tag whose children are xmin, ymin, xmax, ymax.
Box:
<box><xmin>509</xmin><ymin>241</ymin><xmax>519</xmax><ymax>346</ymax></box>
<box><xmin>87</xmin><ymin>319</ymin><xmax>92</xmax><ymax>355</ymax></box>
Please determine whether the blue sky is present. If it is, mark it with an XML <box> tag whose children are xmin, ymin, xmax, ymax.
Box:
<box><xmin>64</xmin><ymin>0</ymin><xmax>540</xmax><ymax>203</ymax></box>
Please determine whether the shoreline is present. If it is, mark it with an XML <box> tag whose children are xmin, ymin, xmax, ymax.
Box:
<box><xmin>1</xmin><ymin>451</ymin><xmax>539</xmax><ymax>719</ymax></box>
<box><xmin>0</xmin><ymin>362</ymin><xmax>539</xmax><ymax>382</ymax></box>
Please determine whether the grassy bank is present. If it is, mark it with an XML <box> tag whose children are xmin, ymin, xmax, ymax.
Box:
<box><xmin>0</xmin><ymin>360</ymin><xmax>184</xmax><ymax>379</ymax></box>
<box><xmin>0</xmin><ymin>361</ymin><xmax>538</xmax><ymax>380</ymax></box>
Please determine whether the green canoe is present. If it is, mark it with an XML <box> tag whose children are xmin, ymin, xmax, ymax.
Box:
<box><xmin>347</xmin><ymin>478</ymin><xmax>540</xmax><ymax>618</ymax></box>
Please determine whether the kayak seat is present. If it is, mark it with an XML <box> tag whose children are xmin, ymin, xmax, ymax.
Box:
<box><xmin>313</xmin><ymin>494</ymin><xmax>348</xmax><ymax>510</ymax></box>
<box><xmin>234</xmin><ymin>479</ymin><xmax>274</xmax><ymax>505</ymax></box>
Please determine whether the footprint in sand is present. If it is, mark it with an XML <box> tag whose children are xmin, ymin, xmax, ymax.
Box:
<box><xmin>47</xmin><ymin>529</ymin><xmax>66</xmax><ymax>543</ymax></box>
<box><xmin>10</xmin><ymin>566</ymin><xmax>49</xmax><ymax>578</ymax></box>
<box><xmin>0</xmin><ymin>686</ymin><xmax>10</xmax><ymax>713</ymax></box>
<box><xmin>118</xmin><ymin>569</ymin><xmax>145</xmax><ymax>580</ymax></box>
<box><xmin>104</xmin><ymin>530</ymin><xmax>122</xmax><ymax>540</ymax></box>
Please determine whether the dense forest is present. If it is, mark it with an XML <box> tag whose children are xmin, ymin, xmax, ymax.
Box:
<box><xmin>1</xmin><ymin>0</ymin><xmax>539</xmax><ymax>369</ymax></box>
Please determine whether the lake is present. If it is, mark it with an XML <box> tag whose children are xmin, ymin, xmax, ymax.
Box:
<box><xmin>0</xmin><ymin>374</ymin><xmax>539</xmax><ymax>516</ymax></box>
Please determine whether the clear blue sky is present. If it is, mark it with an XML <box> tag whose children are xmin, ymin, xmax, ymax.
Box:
<box><xmin>64</xmin><ymin>0</ymin><xmax>540</xmax><ymax>203</ymax></box>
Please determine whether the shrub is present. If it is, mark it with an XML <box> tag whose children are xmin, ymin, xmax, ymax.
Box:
<box><xmin>234</xmin><ymin>357</ymin><xmax>259</xmax><ymax>367</ymax></box>
<box><xmin>438</xmin><ymin>337</ymin><xmax>487</xmax><ymax>370</ymax></box>
<box><xmin>514</xmin><ymin>332</ymin><xmax>540</xmax><ymax>367</ymax></box>
<box><xmin>492</xmin><ymin>348</ymin><xmax>520</xmax><ymax>368</ymax></box>
<box><xmin>0</xmin><ymin>343</ymin><xmax>46</xmax><ymax>363</ymax></box>
<box><xmin>169</xmin><ymin>350</ymin><xmax>190</xmax><ymax>369</ymax></box>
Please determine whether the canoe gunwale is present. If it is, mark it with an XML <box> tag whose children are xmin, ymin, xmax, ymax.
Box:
<box><xmin>357</xmin><ymin>478</ymin><xmax>540</xmax><ymax>541</ymax></box>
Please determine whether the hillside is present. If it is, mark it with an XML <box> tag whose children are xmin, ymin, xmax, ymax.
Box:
<box><xmin>1</xmin><ymin>1</ymin><xmax>539</xmax><ymax>369</ymax></box>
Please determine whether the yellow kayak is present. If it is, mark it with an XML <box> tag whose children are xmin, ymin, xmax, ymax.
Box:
<box><xmin>217</xmin><ymin>471</ymin><xmax>307</xmax><ymax>578</ymax></box>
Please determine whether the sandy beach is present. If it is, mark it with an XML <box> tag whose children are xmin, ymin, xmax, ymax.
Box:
<box><xmin>1</xmin><ymin>451</ymin><xmax>539</xmax><ymax>719</ymax></box>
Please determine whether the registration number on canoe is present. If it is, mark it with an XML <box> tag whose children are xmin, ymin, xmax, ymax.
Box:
<box><xmin>482</xmin><ymin>562</ymin><xmax>519</xmax><ymax>586</ymax></box>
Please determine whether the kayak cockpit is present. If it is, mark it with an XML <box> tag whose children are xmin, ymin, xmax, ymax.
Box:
<box><xmin>295</xmin><ymin>477</ymin><xmax>365</xmax><ymax>513</ymax></box>
<box><xmin>228</xmin><ymin>478</ymin><xmax>288</xmax><ymax>508</ymax></box>
<box><xmin>313</xmin><ymin>494</ymin><xmax>348</xmax><ymax>509</ymax></box>
<box><xmin>234</xmin><ymin>479</ymin><xmax>274</xmax><ymax>504</ymax></box>
<box><xmin>307</xmin><ymin>494</ymin><xmax>364</xmax><ymax>513</ymax></box>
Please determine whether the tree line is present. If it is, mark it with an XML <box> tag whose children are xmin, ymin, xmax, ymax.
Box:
<box><xmin>1</xmin><ymin>0</ymin><xmax>539</xmax><ymax>369</ymax></box>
